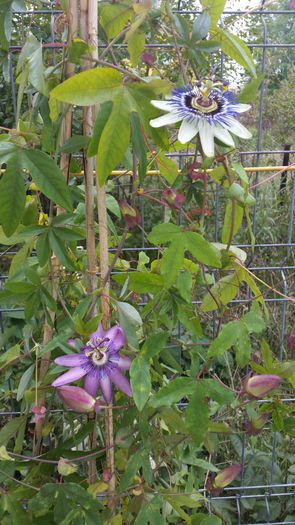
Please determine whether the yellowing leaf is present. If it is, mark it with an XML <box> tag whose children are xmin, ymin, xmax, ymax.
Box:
<box><xmin>57</xmin><ymin>457</ymin><xmax>78</xmax><ymax>476</ymax></box>
<box><xmin>50</xmin><ymin>68</ymin><xmax>122</xmax><ymax>106</ymax></box>
<box><xmin>0</xmin><ymin>445</ymin><xmax>14</xmax><ymax>461</ymax></box>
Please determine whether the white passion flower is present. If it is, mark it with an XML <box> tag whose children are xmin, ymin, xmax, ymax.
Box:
<box><xmin>149</xmin><ymin>79</ymin><xmax>252</xmax><ymax>157</ymax></box>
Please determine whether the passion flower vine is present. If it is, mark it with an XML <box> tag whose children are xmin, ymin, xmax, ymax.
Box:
<box><xmin>52</xmin><ymin>324</ymin><xmax>132</xmax><ymax>404</ymax></box>
<box><xmin>149</xmin><ymin>79</ymin><xmax>252</xmax><ymax>157</ymax></box>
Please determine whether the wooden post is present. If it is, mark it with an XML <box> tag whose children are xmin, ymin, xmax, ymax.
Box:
<box><xmin>33</xmin><ymin>1</ymin><xmax>78</xmax><ymax>456</ymax></box>
<box><xmin>86</xmin><ymin>0</ymin><xmax>115</xmax><ymax>501</ymax></box>
<box><xmin>80</xmin><ymin>0</ymin><xmax>99</xmax><ymax>484</ymax></box>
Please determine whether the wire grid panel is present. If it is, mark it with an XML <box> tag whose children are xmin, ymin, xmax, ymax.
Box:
<box><xmin>0</xmin><ymin>2</ymin><xmax>294</xmax><ymax>524</ymax></box>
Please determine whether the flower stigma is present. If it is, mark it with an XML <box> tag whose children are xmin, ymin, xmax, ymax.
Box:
<box><xmin>84</xmin><ymin>337</ymin><xmax>109</xmax><ymax>366</ymax></box>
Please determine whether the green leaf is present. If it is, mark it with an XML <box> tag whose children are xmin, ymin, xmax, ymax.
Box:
<box><xmin>59</xmin><ymin>135</ymin><xmax>90</xmax><ymax>154</ymax></box>
<box><xmin>127</xmin><ymin>31</ymin><xmax>145</xmax><ymax>67</ymax></box>
<box><xmin>119</xmin><ymin>449</ymin><xmax>147</xmax><ymax>491</ymax></box>
<box><xmin>207</xmin><ymin>320</ymin><xmax>240</xmax><ymax>358</ymax></box>
<box><xmin>5</xmin><ymin>281</ymin><xmax>36</xmax><ymax>294</ymax></box>
<box><xmin>0</xmin><ymin>416</ymin><xmax>27</xmax><ymax>446</ymax></box>
<box><xmin>203</xmin><ymin>379</ymin><xmax>234</xmax><ymax>405</ymax></box>
<box><xmin>36</xmin><ymin>232</ymin><xmax>51</xmax><ymax>267</ymax></box>
<box><xmin>173</xmin><ymin>14</ymin><xmax>190</xmax><ymax>41</ymax></box>
<box><xmin>178</xmin><ymin>305</ymin><xmax>203</xmax><ymax>336</ymax></box>
<box><xmin>186</xmin><ymin>383</ymin><xmax>209</xmax><ymax>446</ymax></box>
<box><xmin>113</xmin><ymin>271</ymin><xmax>164</xmax><ymax>293</ymax></box>
<box><xmin>235</xmin><ymin>323</ymin><xmax>252</xmax><ymax>368</ymax></box>
<box><xmin>0</xmin><ymin>154</ymin><xmax>26</xmax><ymax>236</ymax></box>
<box><xmin>117</xmin><ymin>301</ymin><xmax>142</xmax><ymax>349</ymax></box>
<box><xmin>23</xmin><ymin>149</ymin><xmax>72</xmax><ymax>211</ymax></box>
<box><xmin>157</xmin><ymin>152</ymin><xmax>179</xmax><ymax>184</ymax></box>
<box><xmin>27</xmin><ymin>39</ymin><xmax>47</xmax><ymax>95</ymax></box>
<box><xmin>16</xmin><ymin>363</ymin><xmax>35</xmax><ymax>401</ymax></box>
<box><xmin>243</xmin><ymin>310</ymin><xmax>266</xmax><ymax>333</ymax></box>
<box><xmin>9</xmin><ymin>240</ymin><xmax>34</xmax><ymax>277</ymax></box>
<box><xmin>260</xmin><ymin>339</ymin><xmax>273</xmax><ymax>370</ymax></box>
<box><xmin>232</xmin><ymin>162</ymin><xmax>249</xmax><ymax>185</ymax></box>
<box><xmin>201</xmin><ymin>0</ymin><xmax>226</xmax><ymax>27</ymax></box>
<box><xmin>54</xmin><ymin>226</ymin><xmax>85</xmax><ymax>241</ymax></box>
<box><xmin>134</xmin><ymin>496</ymin><xmax>165</xmax><ymax>525</ymax></box>
<box><xmin>192</xmin><ymin>12</ymin><xmax>211</xmax><ymax>41</ymax></box>
<box><xmin>185</xmin><ymin>231</ymin><xmax>221</xmax><ymax>267</ymax></box>
<box><xmin>221</xmin><ymin>201</ymin><xmax>244</xmax><ymax>244</ymax></box>
<box><xmin>130</xmin><ymin>356</ymin><xmax>151</xmax><ymax>411</ymax></box>
<box><xmin>130</xmin><ymin>112</ymin><xmax>147</xmax><ymax>183</ymax></box>
<box><xmin>100</xmin><ymin>4</ymin><xmax>133</xmax><ymax>39</ymax></box>
<box><xmin>196</xmin><ymin>40</ymin><xmax>220</xmax><ymax>53</ymax></box>
<box><xmin>201</xmin><ymin>517</ymin><xmax>222</xmax><ymax>525</ymax></box>
<box><xmin>216</xmin><ymin>29</ymin><xmax>256</xmax><ymax>77</ymax></box>
<box><xmin>87</xmin><ymin>101</ymin><xmax>113</xmax><ymax>157</ymax></box>
<box><xmin>49</xmin><ymin>230</ymin><xmax>76</xmax><ymax>270</ymax></box>
<box><xmin>150</xmin><ymin>377</ymin><xmax>195</xmax><ymax>408</ymax></box>
<box><xmin>161</xmin><ymin>237</ymin><xmax>186</xmax><ymax>287</ymax></box>
<box><xmin>0</xmin><ymin>141</ymin><xmax>18</xmax><ymax>163</ymax></box>
<box><xmin>0</xmin><ymin>344</ymin><xmax>20</xmax><ymax>366</ymax></box>
<box><xmin>176</xmin><ymin>270</ymin><xmax>192</xmax><ymax>302</ymax></box>
<box><xmin>148</xmin><ymin>222</ymin><xmax>181</xmax><ymax>244</ymax></box>
<box><xmin>50</xmin><ymin>67</ymin><xmax>122</xmax><ymax>106</ymax></box>
<box><xmin>201</xmin><ymin>272</ymin><xmax>241</xmax><ymax>312</ymax></box>
<box><xmin>141</xmin><ymin>332</ymin><xmax>168</xmax><ymax>360</ymax></box>
<box><xmin>97</xmin><ymin>92</ymin><xmax>131</xmax><ymax>185</ymax></box>
<box><xmin>238</xmin><ymin>74</ymin><xmax>265</xmax><ymax>103</ymax></box>
<box><xmin>68</xmin><ymin>38</ymin><xmax>90</xmax><ymax>64</ymax></box>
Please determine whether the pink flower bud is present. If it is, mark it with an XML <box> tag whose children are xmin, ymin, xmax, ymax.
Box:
<box><xmin>243</xmin><ymin>374</ymin><xmax>281</xmax><ymax>399</ymax></box>
<box><xmin>163</xmin><ymin>188</ymin><xmax>185</xmax><ymax>210</ymax></box>
<box><xmin>245</xmin><ymin>413</ymin><xmax>270</xmax><ymax>436</ymax></box>
<box><xmin>141</xmin><ymin>52</ymin><xmax>155</xmax><ymax>66</ymax></box>
<box><xmin>289</xmin><ymin>0</ymin><xmax>295</xmax><ymax>8</ymax></box>
<box><xmin>119</xmin><ymin>200</ymin><xmax>141</xmax><ymax>230</ymax></box>
<box><xmin>56</xmin><ymin>386</ymin><xmax>101</xmax><ymax>413</ymax></box>
<box><xmin>207</xmin><ymin>464</ymin><xmax>242</xmax><ymax>495</ymax></box>
<box><xmin>214</xmin><ymin>464</ymin><xmax>242</xmax><ymax>489</ymax></box>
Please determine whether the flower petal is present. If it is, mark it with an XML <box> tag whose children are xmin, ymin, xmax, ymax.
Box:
<box><xmin>198</xmin><ymin>120</ymin><xmax>215</xmax><ymax>157</ymax></box>
<box><xmin>99</xmin><ymin>376</ymin><xmax>113</xmax><ymax>404</ymax></box>
<box><xmin>149</xmin><ymin>113</ymin><xmax>182</xmax><ymax>128</ymax></box>
<box><xmin>52</xmin><ymin>367</ymin><xmax>87</xmax><ymax>387</ymax></box>
<box><xmin>118</xmin><ymin>355</ymin><xmax>131</xmax><ymax>370</ymax></box>
<box><xmin>223</xmin><ymin>117</ymin><xmax>252</xmax><ymax>139</ymax></box>
<box><xmin>178</xmin><ymin>118</ymin><xmax>199</xmax><ymax>144</ymax></box>
<box><xmin>111</xmin><ymin>369</ymin><xmax>132</xmax><ymax>398</ymax></box>
<box><xmin>233</xmin><ymin>103</ymin><xmax>251</xmax><ymax>113</ymax></box>
<box><xmin>151</xmin><ymin>100</ymin><xmax>174</xmax><ymax>112</ymax></box>
<box><xmin>90</xmin><ymin>323</ymin><xmax>104</xmax><ymax>342</ymax></box>
<box><xmin>84</xmin><ymin>374</ymin><xmax>100</xmax><ymax>397</ymax></box>
<box><xmin>104</xmin><ymin>325</ymin><xmax>125</xmax><ymax>351</ymax></box>
<box><xmin>67</xmin><ymin>338</ymin><xmax>77</xmax><ymax>348</ymax></box>
<box><xmin>55</xmin><ymin>354</ymin><xmax>85</xmax><ymax>367</ymax></box>
<box><xmin>213</xmin><ymin>124</ymin><xmax>235</xmax><ymax>148</ymax></box>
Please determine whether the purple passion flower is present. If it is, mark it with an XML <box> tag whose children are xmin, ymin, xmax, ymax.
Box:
<box><xmin>52</xmin><ymin>324</ymin><xmax>132</xmax><ymax>404</ymax></box>
<box><xmin>149</xmin><ymin>78</ymin><xmax>251</xmax><ymax>157</ymax></box>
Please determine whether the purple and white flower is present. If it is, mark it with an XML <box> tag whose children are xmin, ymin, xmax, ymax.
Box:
<box><xmin>52</xmin><ymin>324</ymin><xmax>132</xmax><ymax>404</ymax></box>
<box><xmin>149</xmin><ymin>79</ymin><xmax>252</xmax><ymax>157</ymax></box>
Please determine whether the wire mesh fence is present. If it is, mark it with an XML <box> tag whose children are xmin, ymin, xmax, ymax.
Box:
<box><xmin>0</xmin><ymin>2</ymin><xmax>294</xmax><ymax>524</ymax></box>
